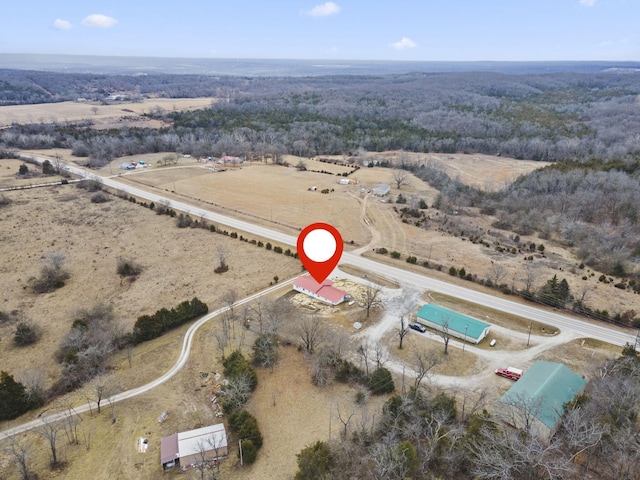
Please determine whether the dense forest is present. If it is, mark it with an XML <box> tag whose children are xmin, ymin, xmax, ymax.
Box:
<box><xmin>1</xmin><ymin>69</ymin><xmax>639</xmax><ymax>274</ymax></box>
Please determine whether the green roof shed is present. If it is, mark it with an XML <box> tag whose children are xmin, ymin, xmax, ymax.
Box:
<box><xmin>500</xmin><ymin>360</ymin><xmax>586</xmax><ymax>431</ymax></box>
<box><xmin>416</xmin><ymin>304</ymin><xmax>491</xmax><ymax>344</ymax></box>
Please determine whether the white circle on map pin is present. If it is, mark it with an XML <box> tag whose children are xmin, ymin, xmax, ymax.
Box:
<box><xmin>302</xmin><ymin>228</ymin><xmax>336</xmax><ymax>262</ymax></box>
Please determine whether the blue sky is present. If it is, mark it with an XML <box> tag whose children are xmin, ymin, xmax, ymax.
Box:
<box><xmin>1</xmin><ymin>1</ymin><xmax>638</xmax><ymax>61</ymax></box>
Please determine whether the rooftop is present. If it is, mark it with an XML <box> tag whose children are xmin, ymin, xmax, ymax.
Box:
<box><xmin>416</xmin><ymin>304</ymin><xmax>490</xmax><ymax>340</ymax></box>
<box><xmin>178</xmin><ymin>424</ymin><xmax>227</xmax><ymax>458</ymax></box>
<box><xmin>293</xmin><ymin>276</ymin><xmax>350</xmax><ymax>304</ymax></box>
<box><xmin>500</xmin><ymin>360</ymin><xmax>586</xmax><ymax>428</ymax></box>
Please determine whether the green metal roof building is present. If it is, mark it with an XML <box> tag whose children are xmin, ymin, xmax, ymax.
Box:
<box><xmin>500</xmin><ymin>360</ymin><xmax>586</xmax><ymax>438</ymax></box>
<box><xmin>416</xmin><ymin>304</ymin><xmax>491</xmax><ymax>344</ymax></box>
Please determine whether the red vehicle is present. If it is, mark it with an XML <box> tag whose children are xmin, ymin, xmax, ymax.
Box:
<box><xmin>495</xmin><ymin>366</ymin><xmax>523</xmax><ymax>381</ymax></box>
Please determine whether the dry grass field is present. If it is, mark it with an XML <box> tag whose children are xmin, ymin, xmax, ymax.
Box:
<box><xmin>1</xmin><ymin>146</ymin><xmax>635</xmax><ymax>479</ymax></box>
<box><xmin>0</xmin><ymin>98</ymin><xmax>214</xmax><ymax>129</ymax></box>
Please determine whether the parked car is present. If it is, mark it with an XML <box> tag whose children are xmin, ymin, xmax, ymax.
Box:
<box><xmin>409</xmin><ymin>322</ymin><xmax>426</xmax><ymax>333</ymax></box>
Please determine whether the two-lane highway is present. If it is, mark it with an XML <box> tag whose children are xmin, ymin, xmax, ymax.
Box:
<box><xmin>21</xmin><ymin>154</ymin><xmax>638</xmax><ymax>349</ymax></box>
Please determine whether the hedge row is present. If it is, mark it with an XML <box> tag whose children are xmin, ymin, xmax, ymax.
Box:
<box><xmin>132</xmin><ymin>297</ymin><xmax>208</xmax><ymax>344</ymax></box>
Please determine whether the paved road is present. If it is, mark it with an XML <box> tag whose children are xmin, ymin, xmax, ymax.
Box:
<box><xmin>3</xmin><ymin>154</ymin><xmax>633</xmax><ymax>440</ymax></box>
<box><xmin>19</xmin><ymin>154</ymin><xmax>637</xmax><ymax>349</ymax></box>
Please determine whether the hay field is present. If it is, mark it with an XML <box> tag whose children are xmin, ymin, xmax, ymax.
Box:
<box><xmin>0</xmin><ymin>98</ymin><xmax>214</xmax><ymax>128</ymax></box>
<box><xmin>116</xmin><ymin>160</ymin><xmax>373</xmax><ymax>245</ymax></box>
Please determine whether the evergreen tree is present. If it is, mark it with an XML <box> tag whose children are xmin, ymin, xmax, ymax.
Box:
<box><xmin>0</xmin><ymin>371</ymin><xmax>32</xmax><ymax>421</ymax></box>
<box><xmin>539</xmin><ymin>274</ymin><xmax>572</xmax><ymax>308</ymax></box>
<box><xmin>295</xmin><ymin>441</ymin><xmax>333</xmax><ymax>480</ymax></box>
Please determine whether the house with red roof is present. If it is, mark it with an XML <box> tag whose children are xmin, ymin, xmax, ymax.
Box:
<box><xmin>217</xmin><ymin>155</ymin><xmax>244</xmax><ymax>165</ymax></box>
<box><xmin>293</xmin><ymin>276</ymin><xmax>351</xmax><ymax>305</ymax></box>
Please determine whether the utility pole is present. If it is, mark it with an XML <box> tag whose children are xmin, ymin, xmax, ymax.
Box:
<box><xmin>328</xmin><ymin>403</ymin><xmax>332</xmax><ymax>441</ymax></box>
<box><xmin>527</xmin><ymin>323</ymin><xmax>532</xmax><ymax>347</ymax></box>
<box><xmin>239</xmin><ymin>439</ymin><xmax>243</xmax><ymax>466</ymax></box>
<box><xmin>463</xmin><ymin>324</ymin><xmax>468</xmax><ymax>353</ymax></box>
<box><xmin>401</xmin><ymin>367</ymin><xmax>406</xmax><ymax>394</ymax></box>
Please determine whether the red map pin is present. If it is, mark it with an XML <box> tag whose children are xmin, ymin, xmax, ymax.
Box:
<box><xmin>297</xmin><ymin>222</ymin><xmax>344</xmax><ymax>283</ymax></box>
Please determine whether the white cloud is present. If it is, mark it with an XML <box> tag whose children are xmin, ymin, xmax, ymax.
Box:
<box><xmin>81</xmin><ymin>14</ymin><xmax>118</xmax><ymax>28</ymax></box>
<box><xmin>390</xmin><ymin>37</ymin><xmax>417</xmax><ymax>51</ymax></box>
<box><xmin>53</xmin><ymin>19</ymin><xmax>72</xmax><ymax>30</ymax></box>
<box><xmin>306</xmin><ymin>2</ymin><xmax>341</xmax><ymax>17</ymax></box>
<box><xmin>579</xmin><ymin>0</ymin><xmax>596</xmax><ymax>7</ymax></box>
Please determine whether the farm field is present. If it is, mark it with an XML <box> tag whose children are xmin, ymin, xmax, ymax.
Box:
<box><xmin>0</xmin><ymin>97</ymin><xmax>214</xmax><ymax>128</ymax></box>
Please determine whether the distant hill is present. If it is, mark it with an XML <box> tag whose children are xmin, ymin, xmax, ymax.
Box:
<box><xmin>1</xmin><ymin>53</ymin><xmax>640</xmax><ymax>76</ymax></box>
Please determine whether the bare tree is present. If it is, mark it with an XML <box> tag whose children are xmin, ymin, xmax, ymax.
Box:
<box><xmin>222</xmin><ymin>371</ymin><xmax>254</xmax><ymax>412</ymax></box>
<box><xmin>18</xmin><ymin>369</ymin><xmax>45</xmax><ymax>406</ymax></box>
<box><xmin>252</xmin><ymin>333</ymin><xmax>279</xmax><ymax>372</ymax></box>
<box><xmin>53</xmin><ymin>152</ymin><xmax>64</xmax><ymax>174</ymax></box>
<box><xmin>214</xmin><ymin>245</ymin><xmax>229</xmax><ymax>274</ymax></box>
<box><xmin>222</xmin><ymin>288</ymin><xmax>238</xmax><ymax>338</ymax></box>
<box><xmin>39</xmin><ymin>417</ymin><xmax>62</xmax><ymax>467</ymax></box>
<box><xmin>576</xmin><ymin>282</ymin><xmax>593</xmax><ymax>303</ymax></box>
<box><xmin>309</xmin><ymin>346</ymin><xmax>336</xmax><ymax>387</ymax></box>
<box><xmin>8</xmin><ymin>434</ymin><xmax>34</xmax><ymax>480</ymax></box>
<box><xmin>458</xmin><ymin>387</ymin><xmax>489</xmax><ymax>422</ymax></box>
<box><xmin>471</xmin><ymin>422</ymin><xmax>576</xmax><ymax>480</ymax></box>
<box><xmin>412</xmin><ymin>349</ymin><xmax>443</xmax><ymax>392</ymax></box>
<box><xmin>335</xmin><ymin>401</ymin><xmax>356</xmax><ymax>440</ymax></box>
<box><xmin>373</xmin><ymin>341</ymin><xmax>388</xmax><ymax>369</ymax></box>
<box><xmin>439</xmin><ymin>316</ymin><xmax>452</xmax><ymax>355</ymax></box>
<box><xmin>298</xmin><ymin>314</ymin><xmax>323</xmax><ymax>354</ymax></box>
<box><xmin>397</xmin><ymin>314</ymin><xmax>410</xmax><ymax>349</ymax></box>
<box><xmin>89</xmin><ymin>374</ymin><xmax>114</xmax><ymax>415</ymax></box>
<box><xmin>192</xmin><ymin>439</ymin><xmax>209</xmax><ymax>480</ymax></box>
<box><xmin>370</xmin><ymin>436</ymin><xmax>415</xmax><ymax>480</ymax></box>
<box><xmin>357</xmin><ymin>339</ymin><xmax>372</xmax><ymax>376</ymax></box>
<box><xmin>392</xmin><ymin>168</ymin><xmax>409</xmax><ymax>189</ymax></box>
<box><xmin>500</xmin><ymin>390</ymin><xmax>545</xmax><ymax>435</ymax></box>
<box><xmin>214</xmin><ymin>331</ymin><xmax>229</xmax><ymax>361</ymax></box>
<box><xmin>522</xmin><ymin>262</ymin><xmax>541</xmax><ymax>293</ymax></box>
<box><xmin>359</xmin><ymin>283</ymin><xmax>385</xmax><ymax>319</ymax></box>
<box><xmin>489</xmin><ymin>261</ymin><xmax>507</xmax><ymax>286</ymax></box>
<box><xmin>62</xmin><ymin>403</ymin><xmax>82</xmax><ymax>446</ymax></box>
<box><xmin>252</xmin><ymin>296</ymin><xmax>289</xmax><ymax>335</ymax></box>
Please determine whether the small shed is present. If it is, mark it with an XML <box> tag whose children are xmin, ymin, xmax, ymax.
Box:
<box><xmin>372</xmin><ymin>184</ymin><xmax>390</xmax><ymax>196</ymax></box>
<box><xmin>416</xmin><ymin>304</ymin><xmax>491</xmax><ymax>344</ymax></box>
<box><xmin>500</xmin><ymin>361</ymin><xmax>586</xmax><ymax>440</ymax></box>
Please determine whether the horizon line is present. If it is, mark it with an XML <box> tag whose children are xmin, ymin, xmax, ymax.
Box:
<box><xmin>2</xmin><ymin>52</ymin><xmax>640</xmax><ymax>64</ymax></box>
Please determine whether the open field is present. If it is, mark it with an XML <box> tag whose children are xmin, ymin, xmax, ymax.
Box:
<box><xmin>1</xmin><ymin>148</ymin><xmax>635</xmax><ymax>479</ymax></box>
<box><xmin>0</xmin><ymin>183</ymin><xmax>301</xmax><ymax>391</ymax></box>
<box><xmin>11</xmin><ymin>149</ymin><xmax>638</xmax><ymax>326</ymax></box>
<box><xmin>0</xmin><ymin>98</ymin><xmax>214</xmax><ymax>129</ymax></box>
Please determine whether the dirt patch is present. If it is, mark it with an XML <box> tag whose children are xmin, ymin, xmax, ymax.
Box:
<box><xmin>383</xmin><ymin>332</ymin><xmax>482</xmax><ymax>377</ymax></box>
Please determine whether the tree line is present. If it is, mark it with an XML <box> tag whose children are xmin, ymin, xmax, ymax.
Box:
<box><xmin>2</xmin><ymin>70</ymin><xmax>640</xmax><ymax>165</ymax></box>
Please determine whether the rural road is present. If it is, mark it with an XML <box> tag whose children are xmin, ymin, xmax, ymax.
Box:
<box><xmin>33</xmin><ymin>155</ymin><xmax>633</xmax><ymax>349</ymax></box>
<box><xmin>0</xmin><ymin>278</ymin><xmax>294</xmax><ymax>441</ymax></box>
<box><xmin>3</xmin><ymin>154</ymin><xmax>635</xmax><ymax>439</ymax></box>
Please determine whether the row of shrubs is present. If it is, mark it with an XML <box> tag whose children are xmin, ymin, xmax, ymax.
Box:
<box><xmin>131</xmin><ymin>297</ymin><xmax>208</xmax><ymax>344</ymax></box>
<box><xmin>222</xmin><ymin>351</ymin><xmax>263</xmax><ymax>465</ymax></box>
